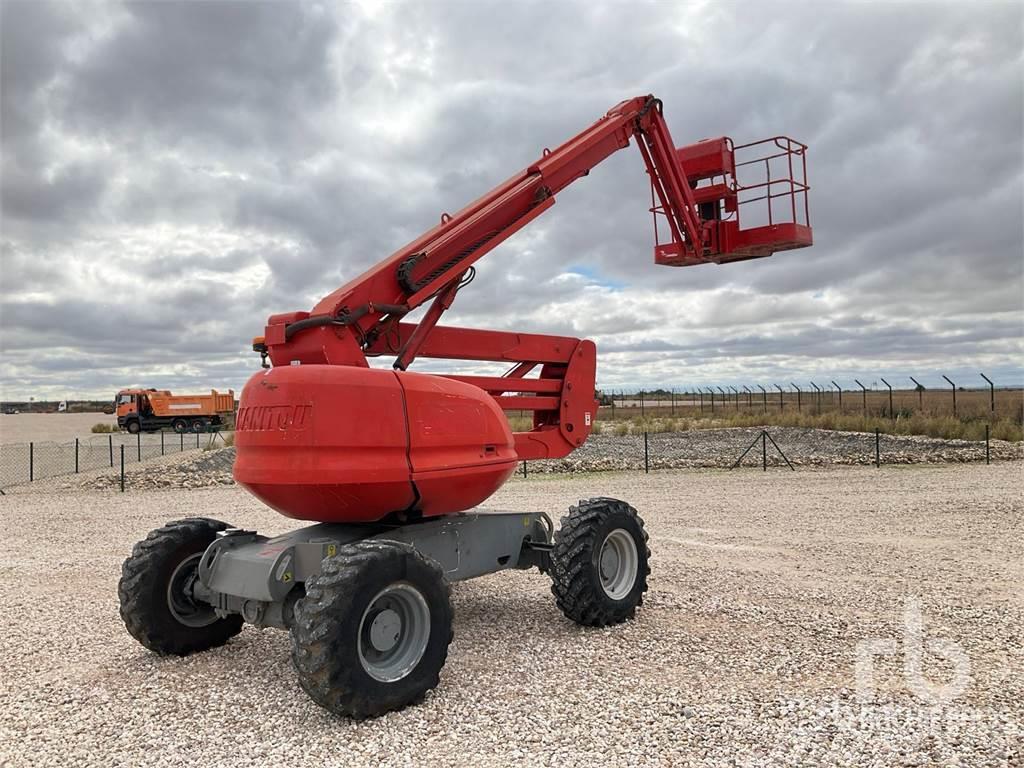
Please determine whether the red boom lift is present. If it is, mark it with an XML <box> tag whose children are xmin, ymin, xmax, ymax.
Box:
<box><xmin>119</xmin><ymin>95</ymin><xmax>812</xmax><ymax>718</ymax></box>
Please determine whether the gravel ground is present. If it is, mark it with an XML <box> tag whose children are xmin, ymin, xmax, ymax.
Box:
<box><xmin>2</xmin><ymin>463</ymin><xmax>1021</xmax><ymax>767</ymax></box>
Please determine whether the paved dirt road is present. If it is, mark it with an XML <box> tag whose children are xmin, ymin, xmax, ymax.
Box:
<box><xmin>2</xmin><ymin>464</ymin><xmax>1021</xmax><ymax>766</ymax></box>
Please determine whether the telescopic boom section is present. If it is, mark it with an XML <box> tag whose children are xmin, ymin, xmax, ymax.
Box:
<box><xmin>253</xmin><ymin>94</ymin><xmax>812</xmax><ymax>463</ymax></box>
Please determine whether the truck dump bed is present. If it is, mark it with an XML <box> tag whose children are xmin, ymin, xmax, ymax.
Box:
<box><xmin>148</xmin><ymin>390</ymin><xmax>235</xmax><ymax>418</ymax></box>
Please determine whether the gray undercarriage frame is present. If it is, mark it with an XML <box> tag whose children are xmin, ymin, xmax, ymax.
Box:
<box><xmin>192</xmin><ymin>511</ymin><xmax>554</xmax><ymax>630</ymax></box>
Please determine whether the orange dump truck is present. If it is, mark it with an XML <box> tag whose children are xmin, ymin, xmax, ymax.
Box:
<box><xmin>115</xmin><ymin>388</ymin><xmax>235</xmax><ymax>434</ymax></box>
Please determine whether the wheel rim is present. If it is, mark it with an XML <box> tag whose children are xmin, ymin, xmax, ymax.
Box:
<box><xmin>357</xmin><ymin>583</ymin><xmax>431</xmax><ymax>683</ymax></box>
<box><xmin>598</xmin><ymin>529</ymin><xmax>639</xmax><ymax>600</ymax></box>
<box><xmin>167</xmin><ymin>553</ymin><xmax>218</xmax><ymax>627</ymax></box>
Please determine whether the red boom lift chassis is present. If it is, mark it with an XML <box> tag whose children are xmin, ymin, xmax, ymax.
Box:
<box><xmin>119</xmin><ymin>95</ymin><xmax>812</xmax><ymax>718</ymax></box>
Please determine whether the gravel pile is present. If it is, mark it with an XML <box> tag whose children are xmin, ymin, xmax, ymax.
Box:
<box><xmin>531</xmin><ymin>427</ymin><xmax>1022</xmax><ymax>472</ymax></box>
<box><xmin>71</xmin><ymin>447</ymin><xmax>236</xmax><ymax>491</ymax></box>
<box><xmin>2</xmin><ymin>464</ymin><xmax>1021</xmax><ymax>766</ymax></box>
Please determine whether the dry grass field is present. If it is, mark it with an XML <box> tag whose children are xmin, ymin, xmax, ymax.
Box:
<box><xmin>608</xmin><ymin>387</ymin><xmax>1024</xmax><ymax>422</ymax></box>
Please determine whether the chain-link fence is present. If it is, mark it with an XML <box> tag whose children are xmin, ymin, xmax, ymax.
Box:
<box><xmin>3</xmin><ymin>425</ymin><xmax>1015</xmax><ymax>493</ymax></box>
<box><xmin>519</xmin><ymin>425</ymin><xmax>1013</xmax><ymax>475</ymax></box>
<box><xmin>0</xmin><ymin>430</ymin><xmax>230</xmax><ymax>490</ymax></box>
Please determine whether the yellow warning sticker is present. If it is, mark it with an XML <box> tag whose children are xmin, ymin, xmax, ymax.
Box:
<box><xmin>326</xmin><ymin>544</ymin><xmax>337</xmax><ymax>557</ymax></box>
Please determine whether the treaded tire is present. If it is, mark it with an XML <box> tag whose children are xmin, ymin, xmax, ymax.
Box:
<box><xmin>290</xmin><ymin>540</ymin><xmax>453</xmax><ymax>719</ymax></box>
<box><xmin>126</xmin><ymin>420</ymin><xmax>140</xmax><ymax>434</ymax></box>
<box><xmin>119</xmin><ymin>517</ymin><xmax>243</xmax><ymax>655</ymax></box>
<box><xmin>550</xmin><ymin>498</ymin><xmax>650</xmax><ymax>627</ymax></box>
<box><xmin>172</xmin><ymin>419</ymin><xmax>188</xmax><ymax>434</ymax></box>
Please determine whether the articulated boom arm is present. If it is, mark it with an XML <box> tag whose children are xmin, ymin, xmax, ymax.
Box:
<box><xmin>255</xmin><ymin>95</ymin><xmax>812</xmax><ymax>461</ymax></box>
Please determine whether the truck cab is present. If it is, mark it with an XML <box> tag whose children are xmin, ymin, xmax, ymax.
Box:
<box><xmin>115</xmin><ymin>389</ymin><xmax>160</xmax><ymax>434</ymax></box>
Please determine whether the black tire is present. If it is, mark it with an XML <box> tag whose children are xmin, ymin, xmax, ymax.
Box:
<box><xmin>189</xmin><ymin>419</ymin><xmax>206</xmax><ymax>434</ymax></box>
<box><xmin>290</xmin><ymin>540</ymin><xmax>453</xmax><ymax>719</ymax></box>
<box><xmin>549</xmin><ymin>498</ymin><xmax>650</xmax><ymax>627</ymax></box>
<box><xmin>126</xmin><ymin>420</ymin><xmax>141</xmax><ymax>434</ymax></box>
<box><xmin>172</xmin><ymin>418</ymin><xmax>188</xmax><ymax>434</ymax></box>
<box><xmin>119</xmin><ymin>517</ymin><xmax>243</xmax><ymax>655</ymax></box>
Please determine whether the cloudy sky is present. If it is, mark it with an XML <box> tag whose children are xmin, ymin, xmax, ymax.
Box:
<box><xmin>1</xmin><ymin>0</ymin><xmax>1021</xmax><ymax>401</ymax></box>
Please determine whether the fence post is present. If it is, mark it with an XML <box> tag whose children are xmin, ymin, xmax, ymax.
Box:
<box><xmin>670</xmin><ymin>389</ymin><xmax>675</xmax><ymax>415</ymax></box>
<box><xmin>875</xmin><ymin>428</ymin><xmax>880</xmax><ymax>468</ymax></box>
<box><xmin>180</xmin><ymin>432</ymin><xmax>184</xmax><ymax>452</ymax></box>
<box><xmin>639</xmin><ymin>390</ymin><xmax>645</xmax><ymax>417</ymax></box>
<box><xmin>855</xmin><ymin>379</ymin><xmax>868</xmax><ymax>416</ymax></box>
<box><xmin>522</xmin><ymin>460</ymin><xmax>527</xmax><ymax>478</ymax></box>
<box><xmin>880</xmin><ymin>378</ymin><xmax>894</xmax><ymax>419</ymax></box>
<box><xmin>791</xmin><ymin>383</ymin><xmax>801</xmax><ymax>412</ymax></box>
<box><xmin>774</xmin><ymin>384</ymin><xmax>784</xmax><ymax>412</ymax></box>
<box><xmin>832</xmin><ymin>381</ymin><xmax>842</xmax><ymax>410</ymax></box>
<box><xmin>196</xmin><ymin>432</ymin><xmax>200</xmax><ymax>449</ymax></box>
<box><xmin>643</xmin><ymin>431</ymin><xmax>649</xmax><ymax>474</ymax></box>
<box><xmin>762</xmin><ymin>430</ymin><xmax>767</xmax><ymax>471</ymax></box>
<box><xmin>75</xmin><ymin>438</ymin><xmax>80</xmax><ymax>474</ymax></box>
<box><xmin>120</xmin><ymin>445</ymin><xmax>125</xmax><ymax>492</ymax></box>
<box><xmin>980</xmin><ymin>373</ymin><xmax>995</xmax><ymax>417</ymax></box>
<box><xmin>29</xmin><ymin>441</ymin><xmax>34</xmax><ymax>482</ymax></box>
<box><xmin>985</xmin><ymin>424</ymin><xmax>990</xmax><ymax>465</ymax></box>
<box><xmin>942</xmin><ymin>375</ymin><xmax>957</xmax><ymax>418</ymax></box>
<box><xmin>909</xmin><ymin>376</ymin><xmax>924</xmax><ymax>410</ymax></box>
<box><xmin>161</xmin><ymin>431</ymin><xmax>165</xmax><ymax>456</ymax></box>
<box><xmin>136</xmin><ymin>431</ymin><xmax>141</xmax><ymax>462</ymax></box>
<box><xmin>109</xmin><ymin>434</ymin><xmax>114</xmax><ymax>467</ymax></box>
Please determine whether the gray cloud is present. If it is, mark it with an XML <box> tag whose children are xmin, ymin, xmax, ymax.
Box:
<box><xmin>1</xmin><ymin>0</ymin><xmax>1022</xmax><ymax>400</ymax></box>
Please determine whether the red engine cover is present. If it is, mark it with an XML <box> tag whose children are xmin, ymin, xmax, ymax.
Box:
<box><xmin>233</xmin><ymin>365</ymin><xmax>517</xmax><ymax>523</ymax></box>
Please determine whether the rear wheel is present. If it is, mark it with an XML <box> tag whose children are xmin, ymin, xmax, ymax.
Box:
<box><xmin>549</xmin><ymin>498</ymin><xmax>650</xmax><ymax>627</ymax></box>
<box><xmin>119</xmin><ymin>517</ymin><xmax>243</xmax><ymax>655</ymax></box>
<box><xmin>172</xmin><ymin>418</ymin><xmax>188</xmax><ymax>434</ymax></box>
<box><xmin>290</xmin><ymin>540</ymin><xmax>453</xmax><ymax>719</ymax></box>
<box><xmin>189</xmin><ymin>419</ymin><xmax>207</xmax><ymax>433</ymax></box>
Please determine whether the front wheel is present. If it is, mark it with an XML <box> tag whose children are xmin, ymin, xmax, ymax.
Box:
<box><xmin>290</xmin><ymin>540</ymin><xmax>453</xmax><ymax>719</ymax></box>
<box><xmin>119</xmin><ymin>518</ymin><xmax>243</xmax><ymax>655</ymax></box>
<box><xmin>126</xmin><ymin>420</ymin><xmax>141</xmax><ymax>434</ymax></box>
<box><xmin>549</xmin><ymin>498</ymin><xmax>650</xmax><ymax>627</ymax></box>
